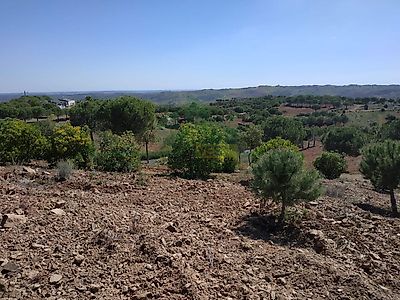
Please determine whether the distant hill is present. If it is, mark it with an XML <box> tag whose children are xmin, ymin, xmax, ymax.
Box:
<box><xmin>1</xmin><ymin>84</ymin><xmax>400</xmax><ymax>103</ymax></box>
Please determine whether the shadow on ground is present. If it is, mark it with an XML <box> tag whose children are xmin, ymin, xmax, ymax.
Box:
<box><xmin>355</xmin><ymin>202</ymin><xmax>393</xmax><ymax>218</ymax></box>
<box><xmin>234</xmin><ymin>212</ymin><xmax>311</xmax><ymax>248</ymax></box>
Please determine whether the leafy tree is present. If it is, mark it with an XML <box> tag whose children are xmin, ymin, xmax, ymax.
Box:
<box><xmin>96</xmin><ymin>131</ymin><xmax>141</xmax><ymax>172</ymax></box>
<box><xmin>47</xmin><ymin>123</ymin><xmax>94</xmax><ymax>168</ymax></box>
<box><xmin>263</xmin><ymin>116</ymin><xmax>305</xmax><ymax>145</ymax></box>
<box><xmin>54</xmin><ymin>106</ymin><xmax>64</xmax><ymax>121</ymax></box>
<box><xmin>101</xmin><ymin>96</ymin><xmax>156</xmax><ymax>138</ymax></box>
<box><xmin>360</xmin><ymin>140</ymin><xmax>400</xmax><ymax>216</ymax></box>
<box><xmin>220</xmin><ymin>148</ymin><xmax>238</xmax><ymax>173</ymax></box>
<box><xmin>168</xmin><ymin>123</ymin><xmax>230</xmax><ymax>178</ymax></box>
<box><xmin>0</xmin><ymin>96</ymin><xmax>59</xmax><ymax>120</ymax></box>
<box><xmin>238</xmin><ymin>125</ymin><xmax>263</xmax><ymax>164</ymax></box>
<box><xmin>322</xmin><ymin>127</ymin><xmax>365</xmax><ymax>156</ymax></box>
<box><xmin>0</xmin><ymin>119</ymin><xmax>48</xmax><ymax>164</ymax></box>
<box><xmin>32</xmin><ymin>106</ymin><xmax>45</xmax><ymax>121</ymax></box>
<box><xmin>251</xmin><ymin>137</ymin><xmax>298</xmax><ymax>164</ymax></box>
<box><xmin>35</xmin><ymin>119</ymin><xmax>56</xmax><ymax>137</ymax></box>
<box><xmin>141</xmin><ymin>128</ymin><xmax>156</xmax><ymax>164</ymax></box>
<box><xmin>69</xmin><ymin>98</ymin><xmax>101</xmax><ymax>140</ymax></box>
<box><xmin>252</xmin><ymin>149</ymin><xmax>322</xmax><ymax>223</ymax></box>
<box><xmin>314</xmin><ymin>151</ymin><xmax>347</xmax><ymax>179</ymax></box>
<box><xmin>178</xmin><ymin>102</ymin><xmax>212</xmax><ymax>122</ymax></box>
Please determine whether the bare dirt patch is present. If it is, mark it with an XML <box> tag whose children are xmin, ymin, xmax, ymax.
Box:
<box><xmin>0</xmin><ymin>166</ymin><xmax>399</xmax><ymax>299</ymax></box>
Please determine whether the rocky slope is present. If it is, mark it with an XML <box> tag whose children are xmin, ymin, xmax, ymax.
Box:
<box><xmin>0</xmin><ymin>166</ymin><xmax>399</xmax><ymax>299</ymax></box>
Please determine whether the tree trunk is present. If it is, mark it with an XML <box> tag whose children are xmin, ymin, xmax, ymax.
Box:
<box><xmin>390</xmin><ymin>190</ymin><xmax>399</xmax><ymax>216</ymax></box>
<box><xmin>248</xmin><ymin>149</ymin><xmax>251</xmax><ymax>165</ymax></box>
<box><xmin>90</xmin><ymin>130</ymin><xmax>94</xmax><ymax>142</ymax></box>
<box><xmin>278</xmin><ymin>203</ymin><xmax>286</xmax><ymax>225</ymax></box>
<box><xmin>145</xmin><ymin>142</ymin><xmax>149</xmax><ymax>164</ymax></box>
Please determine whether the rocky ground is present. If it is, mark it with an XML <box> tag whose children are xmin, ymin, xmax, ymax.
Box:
<box><xmin>0</xmin><ymin>166</ymin><xmax>399</xmax><ymax>299</ymax></box>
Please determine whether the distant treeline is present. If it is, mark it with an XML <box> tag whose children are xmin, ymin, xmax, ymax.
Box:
<box><xmin>0</xmin><ymin>96</ymin><xmax>62</xmax><ymax>120</ymax></box>
<box><xmin>2</xmin><ymin>84</ymin><xmax>400</xmax><ymax>104</ymax></box>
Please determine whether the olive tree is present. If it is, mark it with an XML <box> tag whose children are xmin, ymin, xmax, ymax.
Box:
<box><xmin>360</xmin><ymin>140</ymin><xmax>400</xmax><ymax>216</ymax></box>
<box><xmin>252</xmin><ymin>149</ymin><xmax>322</xmax><ymax>223</ymax></box>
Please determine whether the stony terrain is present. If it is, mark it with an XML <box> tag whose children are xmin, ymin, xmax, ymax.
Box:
<box><xmin>0</xmin><ymin>166</ymin><xmax>399</xmax><ymax>299</ymax></box>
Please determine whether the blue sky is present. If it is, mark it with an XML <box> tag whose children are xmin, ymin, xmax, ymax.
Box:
<box><xmin>0</xmin><ymin>0</ymin><xmax>399</xmax><ymax>92</ymax></box>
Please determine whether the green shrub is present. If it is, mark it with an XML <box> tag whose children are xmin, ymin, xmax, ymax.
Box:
<box><xmin>221</xmin><ymin>148</ymin><xmax>238</xmax><ymax>173</ymax></box>
<box><xmin>35</xmin><ymin>119</ymin><xmax>56</xmax><ymax>137</ymax></box>
<box><xmin>47</xmin><ymin>123</ymin><xmax>94</xmax><ymax>168</ymax></box>
<box><xmin>168</xmin><ymin>123</ymin><xmax>228</xmax><ymax>178</ymax></box>
<box><xmin>252</xmin><ymin>149</ymin><xmax>322</xmax><ymax>223</ymax></box>
<box><xmin>322</xmin><ymin>127</ymin><xmax>365</xmax><ymax>156</ymax></box>
<box><xmin>314</xmin><ymin>151</ymin><xmax>347</xmax><ymax>179</ymax></box>
<box><xmin>251</xmin><ymin>137</ymin><xmax>298</xmax><ymax>164</ymax></box>
<box><xmin>0</xmin><ymin>119</ymin><xmax>48</xmax><ymax>165</ymax></box>
<box><xmin>96</xmin><ymin>131</ymin><xmax>140</xmax><ymax>172</ymax></box>
<box><xmin>56</xmin><ymin>160</ymin><xmax>74</xmax><ymax>181</ymax></box>
<box><xmin>381</xmin><ymin>119</ymin><xmax>400</xmax><ymax>140</ymax></box>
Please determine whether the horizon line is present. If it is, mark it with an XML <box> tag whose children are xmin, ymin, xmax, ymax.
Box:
<box><xmin>1</xmin><ymin>83</ymin><xmax>400</xmax><ymax>95</ymax></box>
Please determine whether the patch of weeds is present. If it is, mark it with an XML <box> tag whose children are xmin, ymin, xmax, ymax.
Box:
<box><xmin>284</xmin><ymin>207</ymin><xmax>310</xmax><ymax>224</ymax></box>
<box><xmin>129</xmin><ymin>212</ymin><xmax>142</xmax><ymax>234</ymax></box>
<box><xmin>56</xmin><ymin>160</ymin><xmax>74</xmax><ymax>181</ymax></box>
<box><xmin>324</xmin><ymin>183</ymin><xmax>347</xmax><ymax>198</ymax></box>
<box><xmin>93</xmin><ymin>228</ymin><xmax>118</xmax><ymax>250</ymax></box>
<box><xmin>136</xmin><ymin>171</ymin><xmax>148</xmax><ymax>186</ymax></box>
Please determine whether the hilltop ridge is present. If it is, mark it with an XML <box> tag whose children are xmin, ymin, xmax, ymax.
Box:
<box><xmin>1</xmin><ymin>84</ymin><xmax>400</xmax><ymax>103</ymax></box>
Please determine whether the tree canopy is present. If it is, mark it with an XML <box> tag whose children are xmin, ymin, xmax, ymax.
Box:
<box><xmin>0</xmin><ymin>96</ymin><xmax>61</xmax><ymax>120</ymax></box>
<box><xmin>262</xmin><ymin>116</ymin><xmax>306</xmax><ymax>145</ymax></box>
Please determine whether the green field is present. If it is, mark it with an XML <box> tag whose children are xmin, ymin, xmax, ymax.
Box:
<box><xmin>347</xmin><ymin>110</ymin><xmax>400</xmax><ymax>127</ymax></box>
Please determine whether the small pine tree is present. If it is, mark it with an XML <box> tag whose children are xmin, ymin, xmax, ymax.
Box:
<box><xmin>252</xmin><ymin>149</ymin><xmax>322</xmax><ymax>223</ymax></box>
<box><xmin>360</xmin><ymin>140</ymin><xmax>400</xmax><ymax>216</ymax></box>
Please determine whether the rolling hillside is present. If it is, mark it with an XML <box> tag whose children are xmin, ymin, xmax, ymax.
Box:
<box><xmin>1</xmin><ymin>84</ymin><xmax>400</xmax><ymax>103</ymax></box>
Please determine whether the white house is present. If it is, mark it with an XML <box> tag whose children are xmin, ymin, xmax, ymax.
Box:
<box><xmin>52</xmin><ymin>98</ymin><xmax>76</xmax><ymax>109</ymax></box>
